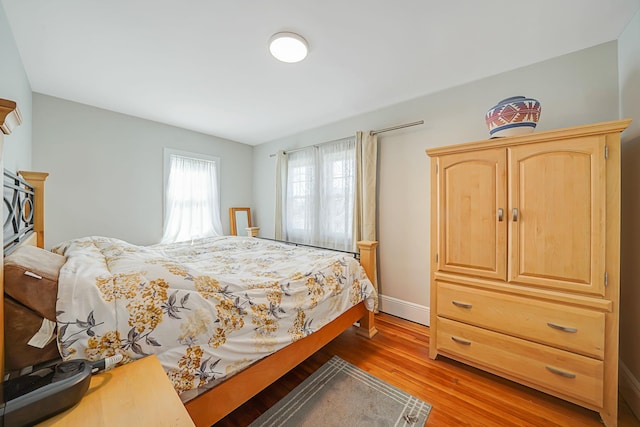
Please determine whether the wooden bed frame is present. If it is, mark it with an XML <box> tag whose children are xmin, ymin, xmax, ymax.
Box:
<box><xmin>0</xmin><ymin>98</ymin><xmax>379</xmax><ymax>427</ymax></box>
<box><xmin>185</xmin><ymin>241</ymin><xmax>378</xmax><ymax>426</ymax></box>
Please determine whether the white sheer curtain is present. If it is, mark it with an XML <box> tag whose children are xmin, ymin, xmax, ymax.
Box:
<box><xmin>161</xmin><ymin>154</ymin><xmax>223</xmax><ymax>243</ymax></box>
<box><xmin>282</xmin><ymin>138</ymin><xmax>356</xmax><ymax>251</ymax></box>
<box><xmin>284</xmin><ymin>146</ymin><xmax>316</xmax><ymax>246</ymax></box>
<box><xmin>274</xmin><ymin>151</ymin><xmax>288</xmax><ymax>241</ymax></box>
<box><xmin>317</xmin><ymin>139</ymin><xmax>356</xmax><ymax>250</ymax></box>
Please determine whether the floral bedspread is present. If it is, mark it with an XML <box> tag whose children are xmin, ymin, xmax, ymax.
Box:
<box><xmin>52</xmin><ymin>236</ymin><xmax>377</xmax><ymax>397</ymax></box>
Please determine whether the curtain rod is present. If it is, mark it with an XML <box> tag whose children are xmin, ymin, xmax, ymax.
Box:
<box><xmin>269</xmin><ymin>120</ymin><xmax>424</xmax><ymax>158</ymax></box>
<box><xmin>370</xmin><ymin>120</ymin><xmax>424</xmax><ymax>135</ymax></box>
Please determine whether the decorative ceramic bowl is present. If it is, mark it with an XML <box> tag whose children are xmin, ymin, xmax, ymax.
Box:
<box><xmin>485</xmin><ymin>96</ymin><xmax>541</xmax><ymax>138</ymax></box>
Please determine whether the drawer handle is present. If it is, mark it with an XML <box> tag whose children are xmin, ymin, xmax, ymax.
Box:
<box><xmin>451</xmin><ymin>336</ymin><xmax>472</xmax><ymax>346</ymax></box>
<box><xmin>451</xmin><ymin>301</ymin><xmax>472</xmax><ymax>309</ymax></box>
<box><xmin>547</xmin><ymin>322</ymin><xmax>578</xmax><ymax>333</ymax></box>
<box><xmin>545</xmin><ymin>366</ymin><xmax>576</xmax><ymax>379</ymax></box>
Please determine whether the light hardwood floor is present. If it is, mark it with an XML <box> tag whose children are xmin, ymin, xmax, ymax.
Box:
<box><xmin>215</xmin><ymin>313</ymin><xmax>639</xmax><ymax>426</ymax></box>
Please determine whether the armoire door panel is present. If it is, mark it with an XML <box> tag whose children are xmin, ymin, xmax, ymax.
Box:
<box><xmin>438</xmin><ymin>150</ymin><xmax>507</xmax><ymax>280</ymax></box>
<box><xmin>508</xmin><ymin>136</ymin><xmax>606</xmax><ymax>295</ymax></box>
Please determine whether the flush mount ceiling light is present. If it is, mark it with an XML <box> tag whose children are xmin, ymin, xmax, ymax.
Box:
<box><xmin>269</xmin><ymin>32</ymin><xmax>308</xmax><ymax>63</ymax></box>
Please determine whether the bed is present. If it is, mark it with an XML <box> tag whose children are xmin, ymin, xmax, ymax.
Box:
<box><xmin>1</xmin><ymin>167</ymin><xmax>379</xmax><ymax>427</ymax></box>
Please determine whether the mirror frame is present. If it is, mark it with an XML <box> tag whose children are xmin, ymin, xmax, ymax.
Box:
<box><xmin>229</xmin><ymin>207</ymin><xmax>252</xmax><ymax>236</ymax></box>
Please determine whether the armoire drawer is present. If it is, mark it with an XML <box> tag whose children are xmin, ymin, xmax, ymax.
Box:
<box><xmin>436</xmin><ymin>281</ymin><xmax>605</xmax><ymax>359</ymax></box>
<box><xmin>437</xmin><ymin>317</ymin><xmax>604</xmax><ymax>407</ymax></box>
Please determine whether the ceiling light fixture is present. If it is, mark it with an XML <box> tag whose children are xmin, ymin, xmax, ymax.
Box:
<box><xmin>269</xmin><ymin>32</ymin><xmax>308</xmax><ymax>63</ymax></box>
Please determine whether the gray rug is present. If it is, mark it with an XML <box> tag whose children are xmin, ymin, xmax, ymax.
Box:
<box><xmin>249</xmin><ymin>355</ymin><xmax>431</xmax><ymax>427</ymax></box>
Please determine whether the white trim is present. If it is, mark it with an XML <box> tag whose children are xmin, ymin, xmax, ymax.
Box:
<box><xmin>378</xmin><ymin>294</ymin><xmax>430</xmax><ymax>326</ymax></box>
<box><xmin>619</xmin><ymin>359</ymin><xmax>640</xmax><ymax>420</ymax></box>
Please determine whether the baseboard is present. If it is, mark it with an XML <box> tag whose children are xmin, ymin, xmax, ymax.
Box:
<box><xmin>620</xmin><ymin>359</ymin><xmax>640</xmax><ymax>420</ymax></box>
<box><xmin>378</xmin><ymin>294</ymin><xmax>430</xmax><ymax>326</ymax></box>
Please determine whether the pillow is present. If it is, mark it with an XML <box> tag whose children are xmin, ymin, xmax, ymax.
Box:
<box><xmin>4</xmin><ymin>297</ymin><xmax>61</xmax><ymax>371</ymax></box>
<box><xmin>4</xmin><ymin>244</ymin><xmax>65</xmax><ymax>321</ymax></box>
<box><xmin>4</xmin><ymin>244</ymin><xmax>66</xmax><ymax>371</ymax></box>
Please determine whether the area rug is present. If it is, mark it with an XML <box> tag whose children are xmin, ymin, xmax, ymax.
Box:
<box><xmin>249</xmin><ymin>355</ymin><xmax>431</xmax><ymax>427</ymax></box>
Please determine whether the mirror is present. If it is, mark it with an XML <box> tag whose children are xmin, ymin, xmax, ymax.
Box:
<box><xmin>229</xmin><ymin>207</ymin><xmax>251</xmax><ymax>236</ymax></box>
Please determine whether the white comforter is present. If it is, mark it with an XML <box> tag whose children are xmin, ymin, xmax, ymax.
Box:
<box><xmin>52</xmin><ymin>236</ymin><xmax>377</xmax><ymax>395</ymax></box>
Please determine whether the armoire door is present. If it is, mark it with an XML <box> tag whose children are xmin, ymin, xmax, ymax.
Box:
<box><xmin>508</xmin><ymin>136</ymin><xmax>607</xmax><ymax>295</ymax></box>
<box><xmin>436</xmin><ymin>149</ymin><xmax>507</xmax><ymax>280</ymax></box>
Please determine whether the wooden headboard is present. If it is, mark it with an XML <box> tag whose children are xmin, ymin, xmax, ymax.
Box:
<box><xmin>3</xmin><ymin>170</ymin><xmax>48</xmax><ymax>255</ymax></box>
<box><xmin>1</xmin><ymin>172</ymin><xmax>47</xmax><ymax>380</ymax></box>
<box><xmin>4</xmin><ymin>171</ymin><xmax>40</xmax><ymax>254</ymax></box>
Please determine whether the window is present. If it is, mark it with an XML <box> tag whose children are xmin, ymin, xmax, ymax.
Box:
<box><xmin>284</xmin><ymin>138</ymin><xmax>356</xmax><ymax>251</ymax></box>
<box><xmin>162</xmin><ymin>149</ymin><xmax>223</xmax><ymax>243</ymax></box>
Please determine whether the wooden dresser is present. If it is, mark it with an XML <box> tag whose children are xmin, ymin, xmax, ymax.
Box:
<box><xmin>426</xmin><ymin>119</ymin><xmax>631</xmax><ymax>427</ymax></box>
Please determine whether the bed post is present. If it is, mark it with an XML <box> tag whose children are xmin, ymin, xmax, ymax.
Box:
<box><xmin>356</xmin><ymin>240</ymin><xmax>378</xmax><ymax>339</ymax></box>
<box><xmin>18</xmin><ymin>171</ymin><xmax>49</xmax><ymax>249</ymax></box>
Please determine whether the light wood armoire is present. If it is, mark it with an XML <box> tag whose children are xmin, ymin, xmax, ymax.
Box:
<box><xmin>427</xmin><ymin>119</ymin><xmax>631</xmax><ymax>427</ymax></box>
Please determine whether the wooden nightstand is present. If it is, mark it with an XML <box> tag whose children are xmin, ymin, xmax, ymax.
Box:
<box><xmin>36</xmin><ymin>355</ymin><xmax>195</xmax><ymax>426</ymax></box>
<box><xmin>245</xmin><ymin>227</ymin><xmax>260</xmax><ymax>237</ymax></box>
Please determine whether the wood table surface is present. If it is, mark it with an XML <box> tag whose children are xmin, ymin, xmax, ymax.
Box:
<box><xmin>37</xmin><ymin>355</ymin><xmax>194</xmax><ymax>427</ymax></box>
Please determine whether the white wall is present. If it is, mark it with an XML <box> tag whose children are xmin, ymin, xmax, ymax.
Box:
<box><xmin>0</xmin><ymin>2</ymin><xmax>31</xmax><ymax>171</ymax></box>
<box><xmin>620</xmin><ymin>10</ymin><xmax>640</xmax><ymax>141</ymax></box>
<box><xmin>618</xmin><ymin>8</ymin><xmax>640</xmax><ymax>420</ymax></box>
<box><xmin>32</xmin><ymin>94</ymin><xmax>253</xmax><ymax>248</ymax></box>
<box><xmin>253</xmin><ymin>42</ymin><xmax>620</xmax><ymax>325</ymax></box>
